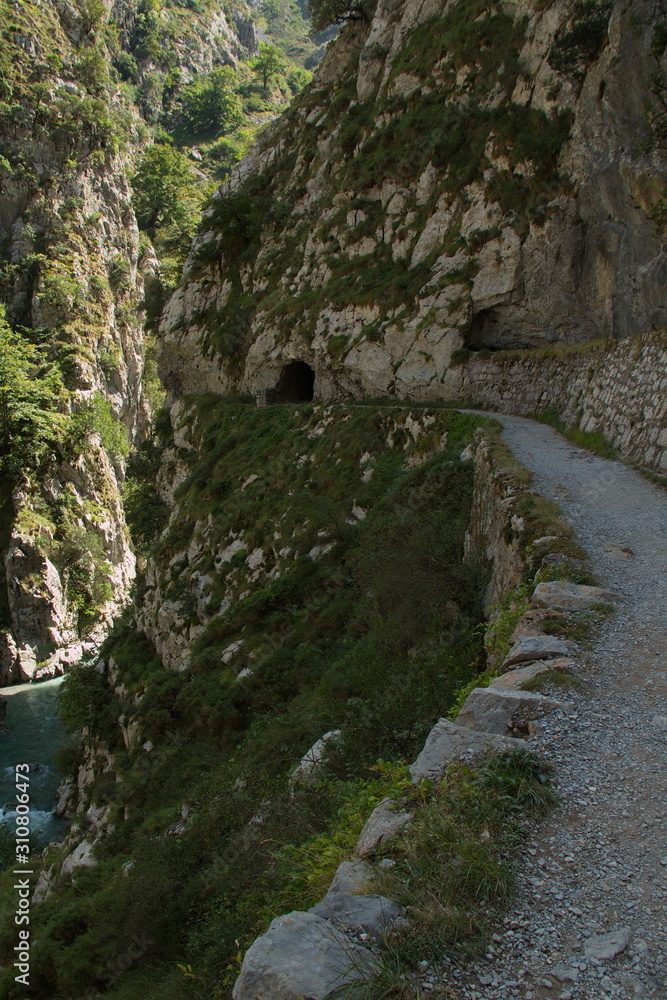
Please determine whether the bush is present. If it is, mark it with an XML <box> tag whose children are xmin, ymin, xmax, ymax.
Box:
<box><xmin>58</xmin><ymin>660</ymin><xmax>119</xmax><ymax>738</ymax></box>
<box><xmin>548</xmin><ymin>0</ymin><xmax>612</xmax><ymax>75</ymax></box>
<box><xmin>69</xmin><ymin>392</ymin><xmax>129</xmax><ymax>459</ymax></box>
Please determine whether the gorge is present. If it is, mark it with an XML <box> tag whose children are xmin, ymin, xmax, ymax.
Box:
<box><xmin>0</xmin><ymin>0</ymin><xmax>665</xmax><ymax>996</ymax></box>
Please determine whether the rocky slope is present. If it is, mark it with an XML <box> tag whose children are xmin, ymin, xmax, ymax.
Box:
<box><xmin>160</xmin><ymin>0</ymin><xmax>667</xmax><ymax>402</ymax></box>
<box><xmin>8</xmin><ymin>401</ymin><xmax>492</xmax><ymax>999</ymax></box>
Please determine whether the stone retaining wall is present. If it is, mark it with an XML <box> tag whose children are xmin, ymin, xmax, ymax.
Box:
<box><xmin>454</xmin><ymin>331</ymin><xmax>667</xmax><ymax>473</ymax></box>
<box><xmin>463</xmin><ymin>435</ymin><xmax>531</xmax><ymax>611</ymax></box>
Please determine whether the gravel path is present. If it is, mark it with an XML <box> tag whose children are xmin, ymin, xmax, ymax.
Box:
<box><xmin>449</xmin><ymin>415</ymin><xmax>667</xmax><ymax>1000</ymax></box>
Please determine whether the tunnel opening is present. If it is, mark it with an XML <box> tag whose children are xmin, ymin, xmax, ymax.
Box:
<box><xmin>466</xmin><ymin>309</ymin><xmax>502</xmax><ymax>350</ymax></box>
<box><xmin>275</xmin><ymin>361</ymin><xmax>315</xmax><ymax>403</ymax></box>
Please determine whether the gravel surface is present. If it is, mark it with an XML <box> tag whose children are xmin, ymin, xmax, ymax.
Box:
<box><xmin>444</xmin><ymin>416</ymin><xmax>667</xmax><ymax>1000</ymax></box>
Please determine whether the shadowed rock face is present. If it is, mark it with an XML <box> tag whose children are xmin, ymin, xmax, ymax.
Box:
<box><xmin>160</xmin><ymin>0</ymin><xmax>667</xmax><ymax>404</ymax></box>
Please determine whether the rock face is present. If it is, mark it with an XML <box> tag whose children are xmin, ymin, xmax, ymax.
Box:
<box><xmin>160</xmin><ymin>0</ymin><xmax>667</xmax><ymax>412</ymax></box>
<box><xmin>60</xmin><ymin>839</ymin><xmax>97</xmax><ymax>878</ymax></box>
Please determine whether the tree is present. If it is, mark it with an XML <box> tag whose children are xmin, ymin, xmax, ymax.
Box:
<box><xmin>177</xmin><ymin>67</ymin><xmax>243</xmax><ymax>142</ymax></box>
<box><xmin>252</xmin><ymin>43</ymin><xmax>286</xmax><ymax>92</ymax></box>
<box><xmin>131</xmin><ymin>144</ymin><xmax>197</xmax><ymax>232</ymax></box>
<box><xmin>306</xmin><ymin>0</ymin><xmax>373</xmax><ymax>33</ymax></box>
<box><xmin>0</xmin><ymin>308</ymin><xmax>69</xmax><ymax>476</ymax></box>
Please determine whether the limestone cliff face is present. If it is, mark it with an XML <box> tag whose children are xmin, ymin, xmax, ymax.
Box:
<box><xmin>0</xmin><ymin>0</ymin><xmax>148</xmax><ymax>682</ymax></box>
<box><xmin>0</xmin><ymin>0</ymin><xmax>264</xmax><ymax>685</ymax></box>
<box><xmin>160</xmin><ymin>0</ymin><xmax>667</xmax><ymax>403</ymax></box>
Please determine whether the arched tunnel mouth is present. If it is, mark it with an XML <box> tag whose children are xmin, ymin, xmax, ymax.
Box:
<box><xmin>275</xmin><ymin>361</ymin><xmax>315</xmax><ymax>403</ymax></box>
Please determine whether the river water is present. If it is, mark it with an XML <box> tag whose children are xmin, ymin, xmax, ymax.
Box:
<box><xmin>0</xmin><ymin>678</ymin><xmax>70</xmax><ymax>845</ymax></box>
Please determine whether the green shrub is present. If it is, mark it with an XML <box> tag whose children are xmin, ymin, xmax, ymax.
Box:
<box><xmin>548</xmin><ymin>0</ymin><xmax>612</xmax><ymax>75</ymax></box>
<box><xmin>0</xmin><ymin>310</ymin><xmax>69</xmax><ymax>478</ymax></box>
<box><xmin>69</xmin><ymin>392</ymin><xmax>129</xmax><ymax>459</ymax></box>
<box><xmin>58</xmin><ymin>660</ymin><xmax>120</xmax><ymax>739</ymax></box>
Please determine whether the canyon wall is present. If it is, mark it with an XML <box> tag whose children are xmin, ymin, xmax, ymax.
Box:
<box><xmin>159</xmin><ymin>0</ymin><xmax>667</xmax><ymax>409</ymax></box>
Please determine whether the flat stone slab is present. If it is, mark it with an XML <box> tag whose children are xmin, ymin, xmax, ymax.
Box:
<box><xmin>502</xmin><ymin>634</ymin><xmax>570</xmax><ymax>670</ymax></box>
<box><xmin>410</xmin><ymin>718</ymin><xmax>520</xmax><ymax>783</ymax></box>
<box><xmin>329</xmin><ymin>859</ymin><xmax>372</xmax><ymax>894</ymax></box>
<box><xmin>490</xmin><ymin>658</ymin><xmax>572</xmax><ymax>691</ymax></box>
<box><xmin>455</xmin><ymin>687</ymin><xmax>565</xmax><ymax>735</ymax></box>
<box><xmin>532</xmin><ymin>581</ymin><xmax>615</xmax><ymax>611</ymax></box>
<box><xmin>310</xmin><ymin>892</ymin><xmax>404</xmax><ymax>939</ymax></box>
<box><xmin>354</xmin><ymin>797</ymin><xmax>412</xmax><ymax>857</ymax></box>
<box><xmin>604</xmin><ymin>543</ymin><xmax>633</xmax><ymax>560</ymax></box>
<box><xmin>232</xmin><ymin>911</ymin><xmax>376</xmax><ymax>1000</ymax></box>
<box><xmin>584</xmin><ymin>926</ymin><xmax>631</xmax><ymax>960</ymax></box>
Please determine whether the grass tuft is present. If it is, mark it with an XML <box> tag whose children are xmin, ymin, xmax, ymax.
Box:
<box><xmin>371</xmin><ymin>750</ymin><xmax>556</xmax><ymax>966</ymax></box>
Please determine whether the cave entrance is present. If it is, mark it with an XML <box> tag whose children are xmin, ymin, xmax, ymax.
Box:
<box><xmin>275</xmin><ymin>361</ymin><xmax>315</xmax><ymax>403</ymax></box>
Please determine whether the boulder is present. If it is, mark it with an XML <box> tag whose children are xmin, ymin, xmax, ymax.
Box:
<box><xmin>354</xmin><ymin>798</ymin><xmax>412</xmax><ymax>857</ymax></box>
<box><xmin>455</xmin><ymin>688</ymin><xmax>565</xmax><ymax>735</ymax></box>
<box><xmin>329</xmin><ymin>859</ymin><xmax>372</xmax><ymax>894</ymax></box>
<box><xmin>532</xmin><ymin>581</ymin><xmax>615</xmax><ymax>611</ymax></box>
<box><xmin>60</xmin><ymin>839</ymin><xmax>96</xmax><ymax>877</ymax></box>
<box><xmin>290</xmin><ymin>730</ymin><xmax>342</xmax><ymax>787</ymax></box>
<box><xmin>501</xmin><ymin>634</ymin><xmax>570</xmax><ymax>670</ymax></box>
<box><xmin>509</xmin><ymin>608</ymin><xmax>568</xmax><ymax>639</ymax></box>
<box><xmin>409</xmin><ymin>718</ymin><xmax>521</xmax><ymax>783</ymax></box>
<box><xmin>16</xmin><ymin>647</ymin><xmax>37</xmax><ymax>681</ymax></box>
<box><xmin>232</xmin><ymin>911</ymin><xmax>376</xmax><ymax>1000</ymax></box>
<box><xmin>490</xmin><ymin>658</ymin><xmax>573</xmax><ymax>691</ymax></box>
<box><xmin>539</xmin><ymin>553</ymin><xmax>591</xmax><ymax>577</ymax></box>
<box><xmin>310</xmin><ymin>892</ymin><xmax>404</xmax><ymax>939</ymax></box>
<box><xmin>31</xmin><ymin>865</ymin><xmax>54</xmax><ymax>905</ymax></box>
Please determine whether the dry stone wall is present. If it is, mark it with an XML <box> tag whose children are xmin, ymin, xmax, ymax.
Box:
<box><xmin>454</xmin><ymin>330</ymin><xmax>667</xmax><ymax>472</ymax></box>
